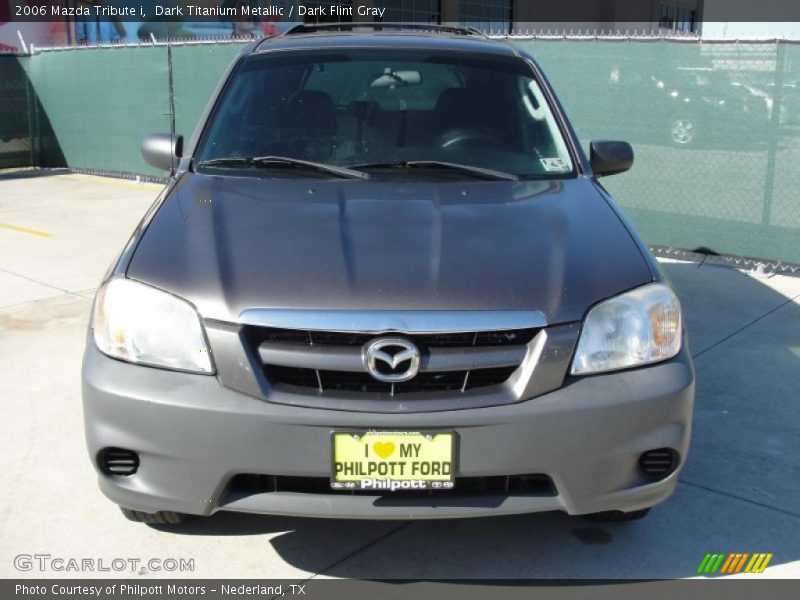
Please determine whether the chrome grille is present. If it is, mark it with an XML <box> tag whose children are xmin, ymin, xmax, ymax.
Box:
<box><xmin>248</xmin><ymin>326</ymin><xmax>537</xmax><ymax>396</ymax></box>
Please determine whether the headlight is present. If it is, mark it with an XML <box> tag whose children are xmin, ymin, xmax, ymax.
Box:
<box><xmin>92</xmin><ymin>278</ymin><xmax>213</xmax><ymax>374</ymax></box>
<box><xmin>571</xmin><ymin>283</ymin><xmax>682</xmax><ymax>375</ymax></box>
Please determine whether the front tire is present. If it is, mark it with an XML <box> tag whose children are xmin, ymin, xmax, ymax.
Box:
<box><xmin>120</xmin><ymin>507</ymin><xmax>188</xmax><ymax>525</ymax></box>
<box><xmin>583</xmin><ymin>508</ymin><xmax>651</xmax><ymax>522</ymax></box>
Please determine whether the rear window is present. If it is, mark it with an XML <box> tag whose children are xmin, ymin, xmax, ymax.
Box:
<box><xmin>196</xmin><ymin>49</ymin><xmax>575</xmax><ymax>179</ymax></box>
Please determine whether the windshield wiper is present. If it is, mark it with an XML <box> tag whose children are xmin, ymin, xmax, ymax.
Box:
<box><xmin>350</xmin><ymin>160</ymin><xmax>518</xmax><ymax>181</ymax></box>
<box><xmin>198</xmin><ymin>156</ymin><xmax>369</xmax><ymax>180</ymax></box>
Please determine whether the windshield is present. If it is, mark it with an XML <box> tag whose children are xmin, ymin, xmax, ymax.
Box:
<box><xmin>195</xmin><ymin>49</ymin><xmax>575</xmax><ymax>179</ymax></box>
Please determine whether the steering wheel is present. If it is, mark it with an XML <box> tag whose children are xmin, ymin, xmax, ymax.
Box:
<box><xmin>440</xmin><ymin>129</ymin><xmax>502</xmax><ymax>150</ymax></box>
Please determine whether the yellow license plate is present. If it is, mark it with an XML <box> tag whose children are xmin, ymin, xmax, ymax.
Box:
<box><xmin>331</xmin><ymin>431</ymin><xmax>455</xmax><ymax>491</ymax></box>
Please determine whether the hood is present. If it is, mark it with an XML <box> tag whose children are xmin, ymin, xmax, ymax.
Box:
<box><xmin>126</xmin><ymin>173</ymin><xmax>653</xmax><ymax>325</ymax></box>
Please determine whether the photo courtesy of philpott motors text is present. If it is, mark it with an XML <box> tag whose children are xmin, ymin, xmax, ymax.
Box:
<box><xmin>14</xmin><ymin>583</ymin><xmax>214</xmax><ymax>597</ymax></box>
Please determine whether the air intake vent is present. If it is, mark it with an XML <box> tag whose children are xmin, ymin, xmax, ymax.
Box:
<box><xmin>99</xmin><ymin>448</ymin><xmax>140</xmax><ymax>476</ymax></box>
<box><xmin>638</xmin><ymin>448</ymin><xmax>678</xmax><ymax>480</ymax></box>
<box><xmin>226</xmin><ymin>473</ymin><xmax>556</xmax><ymax>497</ymax></box>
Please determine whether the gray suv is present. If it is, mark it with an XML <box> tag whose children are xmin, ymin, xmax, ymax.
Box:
<box><xmin>82</xmin><ymin>24</ymin><xmax>694</xmax><ymax>525</ymax></box>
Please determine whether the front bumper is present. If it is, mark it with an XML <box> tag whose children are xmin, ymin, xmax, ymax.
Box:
<box><xmin>82</xmin><ymin>343</ymin><xmax>694</xmax><ymax>520</ymax></box>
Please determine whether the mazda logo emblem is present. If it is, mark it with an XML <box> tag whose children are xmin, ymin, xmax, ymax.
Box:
<box><xmin>362</xmin><ymin>338</ymin><xmax>421</xmax><ymax>383</ymax></box>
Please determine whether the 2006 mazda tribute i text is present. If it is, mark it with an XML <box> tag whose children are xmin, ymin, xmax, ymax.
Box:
<box><xmin>82</xmin><ymin>24</ymin><xmax>694</xmax><ymax>525</ymax></box>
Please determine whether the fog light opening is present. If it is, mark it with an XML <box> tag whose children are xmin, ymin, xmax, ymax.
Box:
<box><xmin>638</xmin><ymin>448</ymin><xmax>679</xmax><ymax>480</ymax></box>
<box><xmin>98</xmin><ymin>447</ymin><xmax>140</xmax><ymax>476</ymax></box>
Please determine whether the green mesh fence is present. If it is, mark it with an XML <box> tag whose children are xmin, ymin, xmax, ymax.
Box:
<box><xmin>516</xmin><ymin>39</ymin><xmax>800</xmax><ymax>265</ymax></box>
<box><xmin>21</xmin><ymin>45</ymin><xmax>172</xmax><ymax>177</ymax></box>
<box><xmin>13</xmin><ymin>39</ymin><xmax>800</xmax><ymax>264</ymax></box>
<box><xmin>0</xmin><ymin>54</ymin><xmax>64</xmax><ymax>170</ymax></box>
<box><xmin>0</xmin><ymin>56</ymin><xmax>33</xmax><ymax>169</ymax></box>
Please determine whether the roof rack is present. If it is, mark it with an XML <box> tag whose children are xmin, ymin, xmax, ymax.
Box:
<box><xmin>283</xmin><ymin>22</ymin><xmax>487</xmax><ymax>38</ymax></box>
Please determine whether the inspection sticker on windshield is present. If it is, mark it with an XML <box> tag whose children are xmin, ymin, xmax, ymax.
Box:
<box><xmin>540</xmin><ymin>157</ymin><xmax>567</xmax><ymax>172</ymax></box>
<box><xmin>331</xmin><ymin>431</ymin><xmax>455</xmax><ymax>491</ymax></box>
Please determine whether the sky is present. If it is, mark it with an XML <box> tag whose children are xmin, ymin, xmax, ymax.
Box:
<box><xmin>702</xmin><ymin>22</ymin><xmax>800</xmax><ymax>39</ymax></box>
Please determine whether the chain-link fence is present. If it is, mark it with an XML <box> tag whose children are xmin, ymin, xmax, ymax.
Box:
<box><xmin>4</xmin><ymin>36</ymin><xmax>800</xmax><ymax>266</ymax></box>
<box><xmin>14</xmin><ymin>40</ymin><xmax>247</xmax><ymax>178</ymax></box>
<box><xmin>516</xmin><ymin>38</ymin><xmax>800</xmax><ymax>268</ymax></box>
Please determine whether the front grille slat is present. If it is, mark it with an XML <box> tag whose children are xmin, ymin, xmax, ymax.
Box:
<box><xmin>265</xmin><ymin>366</ymin><xmax>517</xmax><ymax>395</ymax></box>
<box><xmin>263</xmin><ymin>365</ymin><xmax>319</xmax><ymax>388</ymax></box>
<box><xmin>319</xmin><ymin>370</ymin><xmax>390</xmax><ymax>394</ymax></box>
<box><xmin>254</xmin><ymin>327</ymin><xmax>538</xmax><ymax>349</ymax></box>
<box><xmin>250</xmin><ymin>326</ymin><xmax>538</xmax><ymax>397</ymax></box>
<box><xmin>393</xmin><ymin>370</ymin><xmax>466</xmax><ymax>393</ymax></box>
<box><xmin>310</xmin><ymin>331</ymin><xmax>375</xmax><ymax>346</ymax></box>
<box><xmin>463</xmin><ymin>367</ymin><xmax>517</xmax><ymax>390</ymax></box>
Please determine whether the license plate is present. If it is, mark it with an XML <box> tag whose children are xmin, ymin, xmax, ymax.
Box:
<box><xmin>331</xmin><ymin>431</ymin><xmax>456</xmax><ymax>491</ymax></box>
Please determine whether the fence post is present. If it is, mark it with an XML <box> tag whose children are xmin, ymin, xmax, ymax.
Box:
<box><xmin>24</xmin><ymin>56</ymin><xmax>36</xmax><ymax>168</ymax></box>
<box><xmin>32</xmin><ymin>63</ymin><xmax>42</xmax><ymax>167</ymax></box>
<box><xmin>167</xmin><ymin>37</ymin><xmax>177</xmax><ymax>174</ymax></box>
<box><xmin>761</xmin><ymin>41</ymin><xmax>785</xmax><ymax>228</ymax></box>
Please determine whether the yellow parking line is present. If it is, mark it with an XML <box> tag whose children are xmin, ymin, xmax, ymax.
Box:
<box><xmin>0</xmin><ymin>222</ymin><xmax>54</xmax><ymax>237</ymax></box>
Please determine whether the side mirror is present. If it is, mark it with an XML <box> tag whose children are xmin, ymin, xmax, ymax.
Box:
<box><xmin>590</xmin><ymin>140</ymin><xmax>634</xmax><ymax>177</ymax></box>
<box><xmin>141</xmin><ymin>133</ymin><xmax>183</xmax><ymax>172</ymax></box>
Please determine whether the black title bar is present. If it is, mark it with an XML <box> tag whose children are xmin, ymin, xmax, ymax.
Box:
<box><xmin>5</xmin><ymin>579</ymin><xmax>800</xmax><ymax>600</ymax></box>
<box><xmin>4</xmin><ymin>0</ymin><xmax>800</xmax><ymax>24</ymax></box>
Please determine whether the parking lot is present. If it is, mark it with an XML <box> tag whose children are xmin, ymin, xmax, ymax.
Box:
<box><xmin>0</xmin><ymin>171</ymin><xmax>798</xmax><ymax>579</ymax></box>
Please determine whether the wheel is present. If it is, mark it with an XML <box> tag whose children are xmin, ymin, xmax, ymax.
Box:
<box><xmin>583</xmin><ymin>508</ymin><xmax>651</xmax><ymax>522</ymax></box>
<box><xmin>120</xmin><ymin>507</ymin><xmax>188</xmax><ymax>525</ymax></box>
<box><xmin>669</xmin><ymin>115</ymin><xmax>697</xmax><ymax>146</ymax></box>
